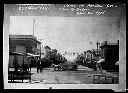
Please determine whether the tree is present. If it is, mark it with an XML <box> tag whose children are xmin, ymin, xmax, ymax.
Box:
<box><xmin>52</xmin><ymin>49</ymin><xmax>58</xmax><ymax>54</ymax></box>
<box><xmin>41</xmin><ymin>57</ymin><xmax>52</xmax><ymax>68</ymax></box>
<box><xmin>41</xmin><ymin>48</ymin><xmax>67</xmax><ymax>67</ymax></box>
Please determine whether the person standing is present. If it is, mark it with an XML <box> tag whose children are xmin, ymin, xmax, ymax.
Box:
<box><xmin>94</xmin><ymin>61</ymin><xmax>97</xmax><ymax>71</ymax></box>
<box><xmin>13</xmin><ymin>56</ymin><xmax>19</xmax><ymax>72</ymax></box>
<box><xmin>98</xmin><ymin>57</ymin><xmax>103</xmax><ymax>73</ymax></box>
<box><xmin>29</xmin><ymin>57</ymin><xmax>32</xmax><ymax>72</ymax></box>
<box><xmin>99</xmin><ymin>63</ymin><xmax>103</xmax><ymax>73</ymax></box>
<box><xmin>40</xmin><ymin>58</ymin><xmax>43</xmax><ymax>73</ymax></box>
<box><xmin>37</xmin><ymin>57</ymin><xmax>40</xmax><ymax>73</ymax></box>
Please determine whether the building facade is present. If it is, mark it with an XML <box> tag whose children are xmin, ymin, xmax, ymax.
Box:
<box><xmin>99</xmin><ymin>40</ymin><xmax>119</xmax><ymax>71</ymax></box>
<box><xmin>85</xmin><ymin>49</ymin><xmax>101</xmax><ymax>61</ymax></box>
<box><xmin>9</xmin><ymin>34</ymin><xmax>41</xmax><ymax>54</ymax></box>
<box><xmin>85</xmin><ymin>50</ymin><xmax>92</xmax><ymax>61</ymax></box>
<box><xmin>91</xmin><ymin>49</ymin><xmax>101</xmax><ymax>60</ymax></box>
<box><xmin>9</xmin><ymin>34</ymin><xmax>41</xmax><ymax>68</ymax></box>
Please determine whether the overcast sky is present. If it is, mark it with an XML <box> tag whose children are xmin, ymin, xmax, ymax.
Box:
<box><xmin>8</xmin><ymin>4</ymin><xmax>121</xmax><ymax>54</ymax></box>
<box><xmin>9</xmin><ymin>16</ymin><xmax>119</xmax><ymax>54</ymax></box>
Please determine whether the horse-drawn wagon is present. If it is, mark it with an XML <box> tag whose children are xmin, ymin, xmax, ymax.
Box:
<box><xmin>52</xmin><ymin>62</ymin><xmax>78</xmax><ymax>71</ymax></box>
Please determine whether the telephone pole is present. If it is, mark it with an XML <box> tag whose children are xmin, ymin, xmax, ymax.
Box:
<box><xmin>96</xmin><ymin>42</ymin><xmax>100</xmax><ymax>60</ymax></box>
<box><xmin>33</xmin><ymin>18</ymin><xmax>35</xmax><ymax>36</ymax></box>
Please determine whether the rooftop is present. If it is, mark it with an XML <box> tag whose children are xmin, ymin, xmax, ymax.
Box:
<box><xmin>44</xmin><ymin>46</ymin><xmax>51</xmax><ymax>50</ymax></box>
<box><xmin>9</xmin><ymin>34</ymin><xmax>41</xmax><ymax>44</ymax></box>
<box><xmin>91</xmin><ymin>49</ymin><xmax>101</xmax><ymax>52</ymax></box>
<box><xmin>10</xmin><ymin>34</ymin><xmax>36</xmax><ymax>39</ymax></box>
<box><xmin>100</xmin><ymin>40</ymin><xmax>119</xmax><ymax>48</ymax></box>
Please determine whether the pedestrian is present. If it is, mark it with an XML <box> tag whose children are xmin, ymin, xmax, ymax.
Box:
<box><xmin>40</xmin><ymin>59</ymin><xmax>43</xmax><ymax>73</ymax></box>
<box><xmin>13</xmin><ymin>56</ymin><xmax>19</xmax><ymax>73</ymax></box>
<box><xmin>22</xmin><ymin>64</ymin><xmax>28</xmax><ymax>73</ymax></box>
<box><xmin>29</xmin><ymin>57</ymin><xmax>32</xmax><ymax>72</ymax></box>
<box><xmin>94</xmin><ymin>61</ymin><xmax>97</xmax><ymax>71</ymax></box>
<box><xmin>37</xmin><ymin>57</ymin><xmax>40</xmax><ymax>73</ymax></box>
<box><xmin>28</xmin><ymin>57</ymin><xmax>31</xmax><ymax>72</ymax></box>
<box><xmin>96</xmin><ymin>63</ymin><xmax>99</xmax><ymax>71</ymax></box>
<box><xmin>98</xmin><ymin>57</ymin><xmax>103</xmax><ymax>73</ymax></box>
<box><xmin>99</xmin><ymin>63</ymin><xmax>103</xmax><ymax>73</ymax></box>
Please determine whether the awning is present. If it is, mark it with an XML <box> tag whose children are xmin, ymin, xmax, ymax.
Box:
<box><xmin>9</xmin><ymin>51</ymin><xmax>25</xmax><ymax>56</ymax></box>
<box><xmin>26</xmin><ymin>53</ymin><xmax>40</xmax><ymax>57</ymax></box>
<box><xmin>87</xmin><ymin>61</ymin><xmax>91</xmax><ymax>63</ymax></box>
<box><xmin>97</xmin><ymin>59</ymin><xmax>105</xmax><ymax>63</ymax></box>
<box><xmin>115</xmin><ymin>61</ymin><xmax>119</xmax><ymax>65</ymax></box>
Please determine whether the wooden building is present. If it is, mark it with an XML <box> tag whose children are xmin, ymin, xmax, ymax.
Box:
<box><xmin>9</xmin><ymin>34</ymin><xmax>41</xmax><ymax>68</ymax></box>
<box><xmin>99</xmin><ymin>40</ymin><xmax>119</xmax><ymax>71</ymax></box>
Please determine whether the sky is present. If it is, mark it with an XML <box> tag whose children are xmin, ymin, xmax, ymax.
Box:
<box><xmin>9</xmin><ymin>16</ymin><xmax>119</xmax><ymax>54</ymax></box>
<box><xmin>8</xmin><ymin>4</ymin><xmax>122</xmax><ymax>54</ymax></box>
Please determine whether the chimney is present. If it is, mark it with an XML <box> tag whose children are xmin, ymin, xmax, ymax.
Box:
<box><xmin>117</xmin><ymin>40</ymin><xmax>119</xmax><ymax>45</ymax></box>
<box><xmin>105</xmin><ymin>41</ymin><xmax>107</xmax><ymax>45</ymax></box>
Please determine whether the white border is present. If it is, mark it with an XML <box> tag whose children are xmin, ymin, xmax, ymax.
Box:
<box><xmin>3</xmin><ymin>4</ymin><xmax>126</xmax><ymax>92</ymax></box>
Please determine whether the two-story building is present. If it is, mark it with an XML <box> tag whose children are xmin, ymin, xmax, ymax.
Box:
<box><xmin>9</xmin><ymin>34</ymin><xmax>41</xmax><ymax>68</ymax></box>
<box><xmin>91</xmin><ymin>49</ymin><xmax>101</xmax><ymax>60</ymax></box>
<box><xmin>84</xmin><ymin>49</ymin><xmax>101</xmax><ymax>61</ymax></box>
<box><xmin>99</xmin><ymin>40</ymin><xmax>119</xmax><ymax>71</ymax></box>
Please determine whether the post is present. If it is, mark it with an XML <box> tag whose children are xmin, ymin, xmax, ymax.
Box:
<box><xmin>22</xmin><ymin>55</ymin><xmax>24</xmax><ymax>83</ymax></box>
<box><xmin>40</xmin><ymin>43</ymin><xmax>41</xmax><ymax>72</ymax></box>
<box><xmin>96</xmin><ymin>42</ymin><xmax>100</xmax><ymax>60</ymax></box>
<box><xmin>117</xmin><ymin>40</ymin><xmax>119</xmax><ymax>45</ymax></box>
<box><xmin>22</xmin><ymin>35</ymin><xmax>28</xmax><ymax>83</ymax></box>
<box><xmin>96</xmin><ymin>42</ymin><xmax>98</xmax><ymax>61</ymax></box>
<box><xmin>39</xmin><ymin>39</ymin><xmax>43</xmax><ymax>72</ymax></box>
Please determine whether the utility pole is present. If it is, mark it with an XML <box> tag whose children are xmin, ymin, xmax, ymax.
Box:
<box><xmin>33</xmin><ymin>17</ymin><xmax>35</xmax><ymax>36</ymax></box>
<box><xmin>96</xmin><ymin>42</ymin><xmax>100</xmax><ymax>60</ymax></box>
<box><xmin>96</xmin><ymin>22</ymin><xmax>100</xmax><ymax>60</ymax></box>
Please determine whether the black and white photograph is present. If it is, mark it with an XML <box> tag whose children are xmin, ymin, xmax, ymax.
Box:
<box><xmin>3</xmin><ymin>4</ymin><xmax>126</xmax><ymax>91</ymax></box>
